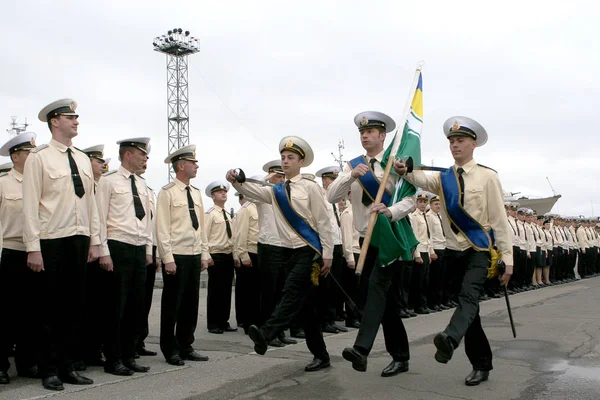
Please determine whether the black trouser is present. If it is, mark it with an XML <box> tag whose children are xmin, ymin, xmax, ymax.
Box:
<box><xmin>0</xmin><ymin>249</ymin><xmax>38</xmax><ymax>373</ymax></box>
<box><xmin>567</xmin><ymin>249</ymin><xmax>577</xmax><ymax>279</ymax></box>
<box><xmin>342</xmin><ymin>254</ymin><xmax>361</xmax><ymax>322</ymax></box>
<box><xmin>428</xmin><ymin>249</ymin><xmax>446</xmax><ymax>308</ymax></box>
<box><xmin>409</xmin><ymin>252</ymin><xmax>430</xmax><ymax>310</ymax></box>
<box><xmin>257</xmin><ymin>243</ymin><xmax>286</xmax><ymax>326</ymax></box>
<box><xmin>517</xmin><ymin>249</ymin><xmax>527</xmax><ymax>287</ymax></box>
<box><xmin>526</xmin><ymin>252</ymin><xmax>536</xmax><ymax>284</ymax></box>
<box><xmin>357</xmin><ymin>237</ymin><xmax>376</xmax><ymax>314</ymax></box>
<box><xmin>207</xmin><ymin>253</ymin><xmax>234</xmax><ymax>330</ymax></box>
<box><xmin>37</xmin><ymin>235</ymin><xmax>90</xmax><ymax>378</ymax></box>
<box><xmin>318</xmin><ymin>244</ymin><xmax>343</xmax><ymax>325</ymax></box>
<box><xmin>260</xmin><ymin>246</ymin><xmax>329</xmax><ymax>361</ymax></box>
<box><xmin>138</xmin><ymin>246</ymin><xmax>157</xmax><ymax>350</ymax></box>
<box><xmin>593</xmin><ymin>247</ymin><xmax>599</xmax><ymax>274</ymax></box>
<box><xmin>444</xmin><ymin>249</ymin><xmax>493</xmax><ymax>371</ymax></box>
<box><xmin>550</xmin><ymin>247</ymin><xmax>560</xmax><ymax>281</ymax></box>
<box><xmin>234</xmin><ymin>253</ymin><xmax>260</xmax><ymax>329</ymax></box>
<box><xmin>509</xmin><ymin>246</ymin><xmax>522</xmax><ymax>290</ymax></box>
<box><xmin>400</xmin><ymin>259</ymin><xmax>413</xmax><ymax>308</ymax></box>
<box><xmin>354</xmin><ymin>259</ymin><xmax>410</xmax><ymax>362</ymax></box>
<box><xmin>160</xmin><ymin>254</ymin><xmax>201</xmax><ymax>358</ymax></box>
<box><xmin>103</xmin><ymin>240</ymin><xmax>146</xmax><ymax>366</ymax></box>
<box><xmin>81</xmin><ymin>258</ymin><xmax>110</xmax><ymax>361</ymax></box>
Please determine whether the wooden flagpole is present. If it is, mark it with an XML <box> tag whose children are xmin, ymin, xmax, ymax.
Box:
<box><xmin>355</xmin><ymin>63</ymin><xmax>424</xmax><ymax>275</ymax></box>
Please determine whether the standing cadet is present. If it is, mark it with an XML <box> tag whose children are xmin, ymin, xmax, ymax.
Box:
<box><xmin>409</xmin><ymin>192</ymin><xmax>435</xmax><ymax>313</ymax></box>
<box><xmin>226</xmin><ymin>136</ymin><xmax>334</xmax><ymax>372</ymax></box>
<box><xmin>395</xmin><ymin>116</ymin><xmax>513</xmax><ymax>386</ymax></box>
<box><xmin>23</xmin><ymin>99</ymin><xmax>100</xmax><ymax>391</ymax></box>
<box><xmin>97</xmin><ymin>137</ymin><xmax>153</xmax><ymax>376</ymax></box>
<box><xmin>338</xmin><ymin>192</ymin><xmax>361</xmax><ymax>328</ymax></box>
<box><xmin>232</xmin><ymin>192</ymin><xmax>260</xmax><ymax>332</ymax></box>
<box><xmin>256</xmin><ymin>161</ymin><xmax>300</xmax><ymax>344</ymax></box>
<box><xmin>315</xmin><ymin>166</ymin><xmax>347</xmax><ymax>333</ymax></box>
<box><xmin>328</xmin><ymin>111</ymin><xmax>416</xmax><ymax>378</ymax></box>
<box><xmin>427</xmin><ymin>195</ymin><xmax>448</xmax><ymax>312</ymax></box>
<box><xmin>507</xmin><ymin>203</ymin><xmax>523</xmax><ymax>293</ymax></box>
<box><xmin>136</xmin><ymin>161</ymin><xmax>160</xmax><ymax>358</ymax></box>
<box><xmin>156</xmin><ymin>145</ymin><xmax>209</xmax><ymax>366</ymax></box>
<box><xmin>79</xmin><ymin>144</ymin><xmax>109</xmax><ymax>368</ymax></box>
<box><xmin>0</xmin><ymin>132</ymin><xmax>38</xmax><ymax>384</ymax></box>
<box><xmin>205</xmin><ymin>181</ymin><xmax>237</xmax><ymax>334</ymax></box>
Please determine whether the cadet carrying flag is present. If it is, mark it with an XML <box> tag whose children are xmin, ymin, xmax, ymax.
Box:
<box><xmin>370</xmin><ymin>72</ymin><xmax>423</xmax><ymax>266</ymax></box>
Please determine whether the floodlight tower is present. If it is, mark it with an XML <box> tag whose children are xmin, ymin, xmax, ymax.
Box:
<box><xmin>6</xmin><ymin>116</ymin><xmax>29</xmax><ymax>136</ymax></box>
<box><xmin>153</xmin><ymin>28</ymin><xmax>200</xmax><ymax>181</ymax></box>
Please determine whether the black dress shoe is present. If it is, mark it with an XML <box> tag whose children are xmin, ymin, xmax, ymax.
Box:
<box><xmin>0</xmin><ymin>371</ymin><xmax>9</xmax><ymax>384</ymax></box>
<box><xmin>332</xmin><ymin>323</ymin><xmax>348</xmax><ymax>332</ymax></box>
<box><xmin>181</xmin><ymin>351</ymin><xmax>209</xmax><ymax>361</ymax></box>
<box><xmin>290</xmin><ymin>329</ymin><xmax>306</xmax><ymax>339</ymax></box>
<box><xmin>17</xmin><ymin>365</ymin><xmax>39</xmax><ymax>379</ymax></box>
<box><xmin>42</xmin><ymin>375</ymin><xmax>64</xmax><ymax>391</ymax></box>
<box><xmin>399</xmin><ymin>310</ymin><xmax>411</xmax><ymax>319</ymax></box>
<box><xmin>407</xmin><ymin>310</ymin><xmax>418</xmax><ymax>317</ymax></box>
<box><xmin>104</xmin><ymin>362</ymin><xmax>134</xmax><ymax>376</ymax></box>
<box><xmin>431</xmin><ymin>305</ymin><xmax>442</xmax><ymax>312</ymax></box>
<box><xmin>479</xmin><ymin>294</ymin><xmax>489</xmax><ymax>301</ymax></box>
<box><xmin>123</xmin><ymin>360</ymin><xmax>150</xmax><ymax>373</ymax></box>
<box><xmin>222</xmin><ymin>325</ymin><xmax>238</xmax><ymax>332</ymax></box>
<box><xmin>346</xmin><ymin>319</ymin><xmax>361</xmax><ymax>328</ymax></box>
<box><xmin>72</xmin><ymin>360</ymin><xmax>87</xmax><ymax>371</ymax></box>
<box><xmin>434</xmin><ymin>332</ymin><xmax>455</xmax><ymax>364</ymax></box>
<box><xmin>208</xmin><ymin>328</ymin><xmax>224</xmax><ymax>334</ymax></box>
<box><xmin>439</xmin><ymin>304</ymin><xmax>450</xmax><ymax>310</ymax></box>
<box><xmin>322</xmin><ymin>324</ymin><xmax>339</xmax><ymax>334</ymax></box>
<box><xmin>248</xmin><ymin>325</ymin><xmax>268</xmax><ymax>355</ymax></box>
<box><xmin>465</xmin><ymin>369</ymin><xmax>489</xmax><ymax>386</ymax></box>
<box><xmin>381</xmin><ymin>360</ymin><xmax>409</xmax><ymax>377</ymax></box>
<box><xmin>137</xmin><ymin>347</ymin><xmax>157</xmax><ymax>356</ymax></box>
<box><xmin>415</xmin><ymin>307</ymin><xmax>430</xmax><ymax>315</ymax></box>
<box><xmin>59</xmin><ymin>371</ymin><xmax>94</xmax><ymax>385</ymax></box>
<box><xmin>342</xmin><ymin>347</ymin><xmax>367</xmax><ymax>372</ymax></box>
<box><xmin>83</xmin><ymin>357</ymin><xmax>105</xmax><ymax>367</ymax></box>
<box><xmin>278</xmin><ymin>334</ymin><xmax>298</xmax><ymax>345</ymax></box>
<box><xmin>305</xmin><ymin>358</ymin><xmax>331</xmax><ymax>372</ymax></box>
<box><xmin>166</xmin><ymin>355</ymin><xmax>185</xmax><ymax>366</ymax></box>
<box><xmin>269</xmin><ymin>338</ymin><xmax>285</xmax><ymax>347</ymax></box>
<box><xmin>450</xmin><ymin>301</ymin><xmax>459</xmax><ymax>307</ymax></box>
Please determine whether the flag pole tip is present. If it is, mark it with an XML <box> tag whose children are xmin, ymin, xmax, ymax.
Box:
<box><xmin>417</xmin><ymin>61</ymin><xmax>425</xmax><ymax>70</ymax></box>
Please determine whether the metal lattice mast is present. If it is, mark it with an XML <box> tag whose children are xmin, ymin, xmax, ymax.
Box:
<box><xmin>153</xmin><ymin>28</ymin><xmax>200</xmax><ymax>181</ymax></box>
<box><xmin>6</xmin><ymin>116</ymin><xmax>29</xmax><ymax>137</ymax></box>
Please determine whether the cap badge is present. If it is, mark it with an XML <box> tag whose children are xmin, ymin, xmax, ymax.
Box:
<box><xmin>360</xmin><ymin>116</ymin><xmax>369</xmax><ymax>126</ymax></box>
<box><xmin>333</xmin><ymin>168</ymin><xmax>339</xmax><ymax>174</ymax></box>
<box><xmin>69</xmin><ymin>102</ymin><xmax>77</xmax><ymax>112</ymax></box>
<box><xmin>451</xmin><ymin>121</ymin><xmax>460</xmax><ymax>132</ymax></box>
<box><xmin>30</xmin><ymin>138</ymin><xmax>36</xmax><ymax>146</ymax></box>
<box><xmin>285</xmin><ymin>139</ymin><xmax>294</xmax><ymax>148</ymax></box>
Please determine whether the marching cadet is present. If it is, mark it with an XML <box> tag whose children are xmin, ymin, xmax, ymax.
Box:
<box><xmin>256</xmin><ymin>161</ymin><xmax>300</xmax><ymax>344</ymax></box>
<box><xmin>79</xmin><ymin>145</ymin><xmax>109</xmax><ymax>368</ymax></box>
<box><xmin>0</xmin><ymin>132</ymin><xmax>38</xmax><ymax>384</ymax></box>
<box><xmin>427</xmin><ymin>195</ymin><xmax>448</xmax><ymax>312</ymax></box>
<box><xmin>97</xmin><ymin>137</ymin><xmax>153</xmax><ymax>376</ymax></box>
<box><xmin>338</xmin><ymin>191</ymin><xmax>361</xmax><ymax>328</ymax></box>
<box><xmin>23</xmin><ymin>99</ymin><xmax>100</xmax><ymax>390</ymax></box>
<box><xmin>232</xmin><ymin>191</ymin><xmax>260</xmax><ymax>333</ymax></box>
<box><xmin>205</xmin><ymin>181</ymin><xmax>237</xmax><ymax>334</ymax></box>
<box><xmin>328</xmin><ymin>111</ymin><xmax>416</xmax><ymax>378</ymax></box>
<box><xmin>315</xmin><ymin>165</ymin><xmax>347</xmax><ymax>333</ymax></box>
<box><xmin>410</xmin><ymin>192</ymin><xmax>435</xmax><ymax>313</ymax></box>
<box><xmin>136</xmin><ymin>160</ymin><xmax>160</xmax><ymax>358</ymax></box>
<box><xmin>395</xmin><ymin>116</ymin><xmax>513</xmax><ymax>386</ymax></box>
<box><xmin>156</xmin><ymin>145</ymin><xmax>209</xmax><ymax>366</ymax></box>
<box><xmin>0</xmin><ymin>161</ymin><xmax>14</xmax><ymax>173</ymax></box>
<box><xmin>226</xmin><ymin>135</ymin><xmax>334</xmax><ymax>372</ymax></box>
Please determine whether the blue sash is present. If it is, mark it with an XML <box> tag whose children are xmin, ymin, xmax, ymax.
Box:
<box><xmin>349</xmin><ymin>156</ymin><xmax>392</xmax><ymax>205</ymax></box>
<box><xmin>439</xmin><ymin>167</ymin><xmax>494</xmax><ymax>251</ymax></box>
<box><xmin>272</xmin><ymin>182</ymin><xmax>322</xmax><ymax>255</ymax></box>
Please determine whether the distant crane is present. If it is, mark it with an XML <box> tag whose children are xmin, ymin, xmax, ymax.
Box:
<box><xmin>546</xmin><ymin>177</ymin><xmax>558</xmax><ymax>196</ymax></box>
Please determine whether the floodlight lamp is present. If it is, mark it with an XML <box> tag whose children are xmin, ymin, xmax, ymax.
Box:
<box><xmin>168</xmin><ymin>30</ymin><xmax>172</xmax><ymax>35</ymax></box>
<box><xmin>185</xmin><ymin>31</ymin><xmax>190</xmax><ymax>36</ymax></box>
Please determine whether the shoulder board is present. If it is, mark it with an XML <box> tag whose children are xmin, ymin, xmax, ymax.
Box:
<box><xmin>206</xmin><ymin>207</ymin><xmax>214</xmax><ymax>214</ymax></box>
<box><xmin>0</xmin><ymin>172</ymin><xmax>7</xmax><ymax>178</ymax></box>
<box><xmin>302</xmin><ymin>177</ymin><xmax>318</xmax><ymax>183</ymax></box>
<box><xmin>190</xmin><ymin>184</ymin><xmax>199</xmax><ymax>191</ymax></box>
<box><xmin>162</xmin><ymin>182</ymin><xmax>175</xmax><ymax>190</ymax></box>
<box><xmin>73</xmin><ymin>146</ymin><xmax>85</xmax><ymax>154</ymax></box>
<box><xmin>477</xmin><ymin>164</ymin><xmax>497</xmax><ymax>173</ymax></box>
<box><xmin>242</xmin><ymin>202</ymin><xmax>250</xmax><ymax>209</ymax></box>
<box><xmin>103</xmin><ymin>170</ymin><xmax>117</xmax><ymax>176</ymax></box>
<box><xmin>30</xmin><ymin>144</ymin><xmax>49</xmax><ymax>154</ymax></box>
<box><xmin>147</xmin><ymin>186</ymin><xmax>154</xmax><ymax>191</ymax></box>
<box><xmin>137</xmin><ymin>175</ymin><xmax>146</xmax><ymax>180</ymax></box>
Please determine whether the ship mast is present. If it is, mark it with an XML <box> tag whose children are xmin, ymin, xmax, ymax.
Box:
<box><xmin>331</xmin><ymin>139</ymin><xmax>345</xmax><ymax>170</ymax></box>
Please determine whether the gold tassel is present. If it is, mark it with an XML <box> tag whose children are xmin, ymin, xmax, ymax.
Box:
<box><xmin>311</xmin><ymin>262</ymin><xmax>320</xmax><ymax>286</ymax></box>
<box><xmin>487</xmin><ymin>247</ymin><xmax>500</xmax><ymax>279</ymax></box>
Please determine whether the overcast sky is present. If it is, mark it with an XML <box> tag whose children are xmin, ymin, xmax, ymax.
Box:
<box><xmin>1</xmin><ymin>0</ymin><xmax>598</xmax><ymax>216</ymax></box>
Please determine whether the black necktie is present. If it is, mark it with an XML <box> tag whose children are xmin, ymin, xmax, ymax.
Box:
<box><xmin>222</xmin><ymin>209</ymin><xmax>232</xmax><ymax>239</ymax></box>
<box><xmin>186</xmin><ymin>186</ymin><xmax>199</xmax><ymax>230</ymax></box>
<box><xmin>129</xmin><ymin>175</ymin><xmax>145</xmax><ymax>220</ymax></box>
<box><xmin>438</xmin><ymin>214</ymin><xmax>445</xmax><ymax>237</ymax></box>
<box><xmin>509</xmin><ymin>218</ymin><xmax>516</xmax><ymax>235</ymax></box>
<box><xmin>285</xmin><ymin>180</ymin><xmax>291</xmax><ymax>198</ymax></box>
<box><xmin>332</xmin><ymin>203</ymin><xmax>341</xmax><ymax>227</ymax></box>
<box><xmin>67</xmin><ymin>149</ymin><xmax>85</xmax><ymax>198</ymax></box>
<box><xmin>524</xmin><ymin>223</ymin><xmax>528</xmax><ymax>240</ymax></box>
<box><xmin>423</xmin><ymin>212</ymin><xmax>430</xmax><ymax>238</ymax></box>
<box><xmin>450</xmin><ymin>167</ymin><xmax>465</xmax><ymax>235</ymax></box>
<box><xmin>516</xmin><ymin>219</ymin><xmax>520</xmax><ymax>237</ymax></box>
<box><xmin>361</xmin><ymin>158</ymin><xmax>377</xmax><ymax>207</ymax></box>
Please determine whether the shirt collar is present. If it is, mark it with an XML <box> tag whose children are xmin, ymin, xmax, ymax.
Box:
<box><xmin>213</xmin><ymin>204</ymin><xmax>224</xmax><ymax>211</ymax></box>
<box><xmin>454</xmin><ymin>158</ymin><xmax>477</xmax><ymax>174</ymax></box>
<box><xmin>118</xmin><ymin>165</ymin><xmax>134</xmax><ymax>179</ymax></box>
<box><xmin>288</xmin><ymin>173</ymin><xmax>303</xmax><ymax>183</ymax></box>
<box><xmin>9</xmin><ymin>169</ymin><xmax>23</xmax><ymax>182</ymax></box>
<box><xmin>173</xmin><ymin>178</ymin><xmax>188</xmax><ymax>191</ymax></box>
<box><xmin>50</xmin><ymin>138</ymin><xmax>74</xmax><ymax>153</ymax></box>
<box><xmin>366</xmin><ymin>150</ymin><xmax>385</xmax><ymax>163</ymax></box>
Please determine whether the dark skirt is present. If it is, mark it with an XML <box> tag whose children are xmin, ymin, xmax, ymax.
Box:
<box><xmin>536</xmin><ymin>246</ymin><xmax>545</xmax><ymax>268</ymax></box>
<box><xmin>546</xmin><ymin>248</ymin><xmax>553</xmax><ymax>267</ymax></box>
